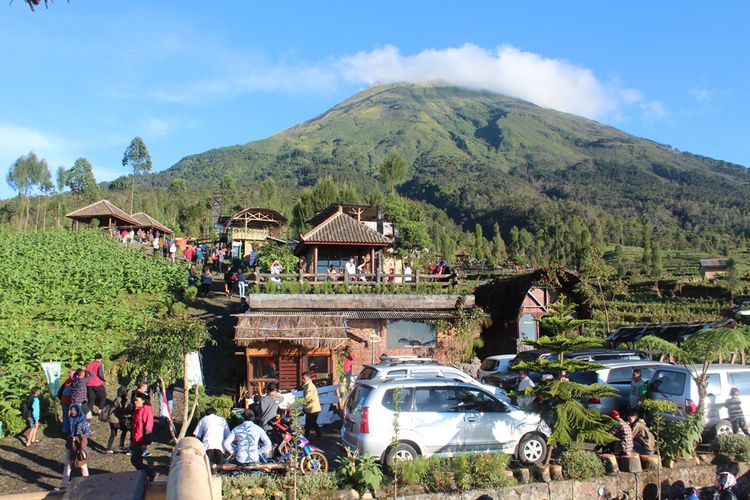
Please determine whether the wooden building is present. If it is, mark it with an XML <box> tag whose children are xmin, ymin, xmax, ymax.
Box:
<box><xmin>295</xmin><ymin>205</ymin><xmax>392</xmax><ymax>277</ymax></box>
<box><xmin>221</xmin><ymin>208</ymin><xmax>288</xmax><ymax>260</ymax></box>
<box><xmin>473</xmin><ymin>269</ymin><xmax>590</xmax><ymax>355</ymax></box>
<box><xmin>699</xmin><ymin>259</ymin><xmax>728</xmax><ymax>279</ymax></box>
<box><xmin>66</xmin><ymin>199</ymin><xmax>138</xmax><ymax>230</ymax></box>
<box><xmin>131</xmin><ymin>212</ymin><xmax>172</xmax><ymax>235</ymax></box>
<box><xmin>233</xmin><ymin>294</ymin><xmax>474</xmax><ymax>394</ymax></box>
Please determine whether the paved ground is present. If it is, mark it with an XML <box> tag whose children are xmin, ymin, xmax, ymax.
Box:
<box><xmin>0</xmin><ymin>278</ymin><xmax>343</xmax><ymax>493</ymax></box>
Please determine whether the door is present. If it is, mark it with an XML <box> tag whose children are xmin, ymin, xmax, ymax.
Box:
<box><xmin>410</xmin><ymin>386</ymin><xmax>465</xmax><ymax>455</ymax></box>
<box><xmin>519</xmin><ymin>314</ymin><xmax>538</xmax><ymax>341</ymax></box>
<box><xmin>278</xmin><ymin>357</ymin><xmax>300</xmax><ymax>391</ymax></box>
<box><xmin>457</xmin><ymin>387</ymin><xmax>517</xmax><ymax>453</ymax></box>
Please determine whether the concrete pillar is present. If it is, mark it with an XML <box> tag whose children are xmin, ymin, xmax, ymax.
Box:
<box><xmin>166</xmin><ymin>437</ymin><xmax>219</xmax><ymax>500</ymax></box>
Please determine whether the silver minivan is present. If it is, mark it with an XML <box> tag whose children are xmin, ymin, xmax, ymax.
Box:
<box><xmin>341</xmin><ymin>378</ymin><xmax>549</xmax><ymax>465</ymax></box>
<box><xmin>648</xmin><ymin>364</ymin><xmax>750</xmax><ymax>435</ymax></box>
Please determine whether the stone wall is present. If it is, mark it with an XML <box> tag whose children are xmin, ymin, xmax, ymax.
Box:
<box><xmin>399</xmin><ymin>460</ymin><xmax>750</xmax><ymax>500</ymax></box>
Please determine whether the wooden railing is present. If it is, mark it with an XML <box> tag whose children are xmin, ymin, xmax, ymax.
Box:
<box><xmin>248</xmin><ymin>270</ymin><xmax>459</xmax><ymax>288</ymax></box>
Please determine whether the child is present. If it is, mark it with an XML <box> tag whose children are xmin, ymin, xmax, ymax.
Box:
<box><xmin>726</xmin><ymin>387</ymin><xmax>748</xmax><ymax>435</ymax></box>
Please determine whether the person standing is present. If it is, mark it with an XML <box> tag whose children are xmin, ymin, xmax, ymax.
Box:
<box><xmin>517</xmin><ymin>370</ymin><xmax>535</xmax><ymax>410</ymax></box>
<box><xmin>85</xmin><ymin>354</ymin><xmax>107</xmax><ymax>414</ymax></box>
<box><xmin>105</xmin><ymin>393</ymin><xmax>128</xmax><ymax>454</ymax></box>
<box><xmin>237</xmin><ymin>268</ymin><xmax>247</xmax><ymax>299</ymax></box>
<box><xmin>223</xmin><ymin>409</ymin><xmax>271</xmax><ymax>465</ymax></box>
<box><xmin>70</xmin><ymin>368</ymin><xmax>93</xmax><ymax>418</ymax></box>
<box><xmin>200</xmin><ymin>267</ymin><xmax>212</xmax><ymax>297</ymax></box>
<box><xmin>57</xmin><ymin>374</ymin><xmax>74</xmax><ymax>435</ymax></box>
<box><xmin>22</xmin><ymin>387</ymin><xmax>41</xmax><ymax>447</ymax></box>
<box><xmin>193</xmin><ymin>407</ymin><xmax>230</xmax><ymax>472</ymax></box>
<box><xmin>130</xmin><ymin>395</ymin><xmax>154</xmax><ymax>479</ymax></box>
<box><xmin>270</xmin><ymin>260</ymin><xmax>282</xmax><ymax>285</ymax></box>
<box><xmin>629</xmin><ymin>368</ymin><xmax>646</xmax><ymax>410</ymax></box>
<box><xmin>152</xmin><ymin>235</ymin><xmax>160</xmax><ymax>258</ymax></box>
<box><xmin>169</xmin><ymin>240</ymin><xmax>177</xmax><ymax>264</ymax></box>
<box><xmin>342</xmin><ymin>347</ymin><xmax>355</xmax><ymax>391</ymax></box>
<box><xmin>726</xmin><ymin>387</ymin><xmax>748</xmax><ymax>435</ymax></box>
<box><xmin>403</xmin><ymin>263</ymin><xmax>413</xmax><ymax>283</ymax></box>
<box><xmin>301</xmin><ymin>372</ymin><xmax>321</xmax><ymax>439</ymax></box>
<box><xmin>259</xmin><ymin>383</ymin><xmax>284</xmax><ymax>430</ymax></box>
<box><xmin>61</xmin><ymin>404</ymin><xmax>90</xmax><ymax>489</ymax></box>
<box><xmin>344</xmin><ymin>258</ymin><xmax>356</xmax><ymax>281</ymax></box>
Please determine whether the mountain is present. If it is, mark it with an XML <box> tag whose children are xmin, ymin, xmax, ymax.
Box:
<box><xmin>155</xmin><ymin>84</ymin><xmax>750</xmax><ymax>242</ymax></box>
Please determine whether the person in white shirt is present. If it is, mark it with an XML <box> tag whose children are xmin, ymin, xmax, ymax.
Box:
<box><xmin>193</xmin><ymin>407</ymin><xmax>230</xmax><ymax>472</ymax></box>
<box><xmin>224</xmin><ymin>409</ymin><xmax>272</xmax><ymax>465</ymax></box>
<box><xmin>270</xmin><ymin>260</ymin><xmax>282</xmax><ymax>284</ymax></box>
<box><xmin>344</xmin><ymin>258</ymin><xmax>356</xmax><ymax>281</ymax></box>
<box><xmin>517</xmin><ymin>370</ymin><xmax>536</xmax><ymax>410</ymax></box>
<box><xmin>403</xmin><ymin>264</ymin><xmax>413</xmax><ymax>283</ymax></box>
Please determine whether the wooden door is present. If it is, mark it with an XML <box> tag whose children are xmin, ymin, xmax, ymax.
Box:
<box><xmin>279</xmin><ymin>356</ymin><xmax>300</xmax><ymax>390</ymax></box>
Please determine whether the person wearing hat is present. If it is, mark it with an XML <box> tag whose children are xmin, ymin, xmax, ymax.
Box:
<box><xmin>223</xmin><ymin>408</ymin><xmax>272</xmax><ymax>465</ymax></box>
<box><xmin>607</xmin><ymin>410</ymin><xmax>633</xmax><ymax>456</ymax></box>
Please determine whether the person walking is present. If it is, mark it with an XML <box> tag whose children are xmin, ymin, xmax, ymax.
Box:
<box><xmin>22</xmin><ymin>387</ymin><xmax>41</xmax><ymax>447</ymax></box>
<box><xmin>194</xmin><ymin>407</ymin><xmax>230</xmax><ymax>472</ymax></box>
<box><xmin>726</xmin><ymin>387</ymin><xmax>748</xmax><ymax>435</ymax></box>
<box><xmin>85</xmin><ymin>354</ymin><xmax>107</xmax><ymax>414</ymax></box>
<box><xmin>200</xmin><ymin>267</ymin><xmax>212</xmax><ymax>297</ymax></box>
<box><xmin>130</xmin><ymin>394</ymin><xmax>155</xmax><ymax>480</ymax></box>
<box><xmin>301</xmin><ymin>372</ymin><xmax>321</xmax><ymax>439</ymax></box>
<box><xmin>236</xmin><ymin>268</ymin><xmax>247</xmax><ymax>299</ymax></box>
<box><xmin>70</xmin><ymin>368</ymin><xmax>94</xmax><ymax>418</ymax></box>
<box><xmin>223</xmin><ymin>267</ymin><xmax>236</xmax><ymax>298</ymax></box>
<box><xmin>105</xmin><ymin>393</ymin><xmax>128</xmax><ymax>454</ymax></box>
<box><xmin>61</xmin><ymin>404</ymin><xmax>90</xmax><ymax>489</ymax></box>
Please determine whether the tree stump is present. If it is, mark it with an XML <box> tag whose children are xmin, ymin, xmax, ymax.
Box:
<box><xmin>550</xmin><ymin>464</ymin><xmax>563</xmax><ymax>480</ymax></box>
<box><xmin>617</xmin><ymin>453</ymin><xmax>643</xmax><ymax>473</ymax></box>
<box><xmin>515</xmin><ymin>468</ymin><xmax>531</xmax><ymax>484</ymax></box>
<box><xmin>534</xmin><ymin>464</ymin><xmax>551</xmax><ymax>483</ymax></box>
<box><xmin>640</xmin><ymin>454</ymin><xmax>660</xmax><ymax>470</ymax></box>
<box><xmin>599</xmin><ymin>453</ymin><xmax>619</xmax><ymax>474</ymax></box>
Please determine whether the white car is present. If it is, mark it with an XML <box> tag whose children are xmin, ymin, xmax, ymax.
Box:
<box><xmin>478</xmin><ymin>354</ymin><xmax>517</xmax><ymax>382</ymax></box>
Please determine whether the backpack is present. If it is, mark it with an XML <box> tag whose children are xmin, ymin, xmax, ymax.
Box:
<box><xmin>98</xmin><ymin>402</ymin><xmax>113</xmax><ymax>422</ymax></box>
<box><xmin>21</xmin><ymin>397</ymin><xmax>33</xmax><ymax>419</ymax></box>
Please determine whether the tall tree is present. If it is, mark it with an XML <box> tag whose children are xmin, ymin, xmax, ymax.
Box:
<box><xmin>34</xmin><ymin>165</ymin><xmax>52</xmax><ymax>231</ymax></box>
<box><xmin>121</xmin><ymin>137</ymin><xmax>152</xmax><ymax>214</ymax></box>
<box><xmin>491</xmin><ymin>222</ymin><xmax>507</xmax><ymax>266</ymax></box>
<box><xmin>56</xmin><ymin>165</ymin><xmax>67</xmax><ymax>229</ymax></box>
<box><xmin>650</xmin><ymin>243</ymin><xmax>663</xmax><ymax>280</ymax></box>
<box><xmin>259</xmin><ymin>177</ymin><xmax>280</xmax><ymax>210</ymax></box>
<box><xmin>167</xmin><ymin>179</ymin><xmax>188</xmax><ymax>223</ymax></box>
<box><xmin>6</xmin><ymin>152</ymin><xmax>49</xmax><ymax>231</ymax></box>
<box><xmin>473</xmin><ymin>223</ymin><xmax>485</xmax><ymax>262</ymax></box>
<box><xmin>290</xmin><ymin>176</ymin><xmax>340</xmax><ymax>234</ymax></box>
<box><xmin>378</xmin><ymin>150</ymin><xmax>409</xmax><ymax>193</ymax></box>
<box><xmin>66</xmin><ymin>158</ymin><xmax>99</xmax><ymax>207</ymax></box>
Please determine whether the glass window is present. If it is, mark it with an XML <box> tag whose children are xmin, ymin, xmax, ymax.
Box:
<box><xmin>358</xmin><ymin>367</ymin><xmax>378</xmax><ymax>380</ymax></box>
<box><xmin>607</xmin><ymin>367</ymin><xmax>657</xmax><ymax>385</ymax></box>
<box><xmin>347</xmin><ymin>385</ymin><xmax>373</xmax><ymax>412</ymax></box>
<box><xmin>250</xmin><ymin>356</ymin><xmax>278</xmax><ymax>379</ymax></box>
<box><xmin>649</xmin><ymin>370</ymin><xmax>687</xmax><ymax>396</ymax></box>
<box><xmin>729</xmin><ymin>371</ymin><xmax>750</xmax><ymax>393</ymax></box>
<box><xmin>414</xmin><ymin>387</ymin><xmax>460</xmax><ymax>412</ymax></box>
<box><xmin>569</xmin><ymin>372</ymin><xmax>597</xmax><ymax>385</ymax></box>
<box><xmin>307</xmin><ymin>356</ymin><xmax>330</xmax><ymax>380</ymax></box>
<box><xmin>409</xmin><ymin>369</ymin><xmax>440</xmax><ymax>378</ymax></box>
<box><xmin>706</xmin><ymin>374</ymin><xmax>722</xmax><ymax>396</ymax></box>
<box><xmin>382</xmin><ymin>388</ymin><xmax>414</xmax><ymax>411</ymax></box>
<box><xmin>384</xmin><ymin>369</ymin><xmax>408</xmax><ymax>379</ymax></box>
<box><xmin>480</xmin><ymin>359</ymin><xmax>499</xmax><ymax>371</ymax></box>
<box><xmin>386</xmin><ymin>321</ymin><xmax>436</xmax><ymax>349</ymax></box>
<box><xmin>454</xmin><ymin>388</ymin><xmax>506</xmax><ymax>412</ymax></box>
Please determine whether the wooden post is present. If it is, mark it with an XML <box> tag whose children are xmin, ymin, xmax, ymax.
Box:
<box><xmin>313</xmin><ymin>246</ymin><xmax>318</xmax><ymax>282</ymax></box>
<box><xmin>245</xmin><ymin>349</ymin><xmax>251</xmax><ymax>399</ymax></box>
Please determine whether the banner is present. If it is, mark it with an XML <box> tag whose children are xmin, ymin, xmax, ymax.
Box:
<box><xmin>185</xmin><ymin>352</ymin><xmax>204</xmax><ymax>389</ymax></box>
<box><xmin>41</xmin><ymin>362</ymin><xmax>62</xmax><ymax>396</ymax></box>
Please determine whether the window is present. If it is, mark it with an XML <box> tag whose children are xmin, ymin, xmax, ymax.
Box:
<box><xmin>650</xmin><ymin>370</ymin><xmax>687</xmax><ymax>396</ymax></box>
<box><xmin>454</xmin><ymin>388</ymin><xmax>506</xmax><ymax>413</ymax></box>
<box><xmin>386</xmin><ymin>321</ymin><xmax>437</xmax><ymax>349</ymax></box>
<box><xmin>606</xmin><ymin>367</ymin><xmax>657</xmax><ymax>385</ymax></box>
<box><xmin>569</xmin><ymin>372</ymin><xmax>597</xmax><ymax>385</ymax></box>
<box><xmin>480</xmin><ymin>359</ymin><xmax>499</xmax><ymax>371</ymax></box>
<box><xmin>384</xmin><ymin>369</ymin><xmax>408</xmax><ymax>379</ymax></box>
<box><xmin>250</xmin><ymin>356</ymin><xmax>278</xmax><ymax>380</ymax></box>
<box><xmin>307</xmin><ymin>356</ymin><xmax>330</xmax><ymax>380</ymax></box>
<box><xmin>414</xmin><ymin>387</ymin><xmax>460</xmax><ymax>412</ymax></box>
<box><xmin>382</xmin><ymin>388</ymin><xmax>414</xmax><ymax>411</ymax></box>
<box><xmin>347</xmin><ymin>385</ymin><xmax>373</xmax><ymax>412</ymax></box>
<box><xmin>729</xmin><ymin>371</ymin><xmax>750</xmax><ymax>393</ymax></box>
<box><xmin>706</xmin><ymin>374</ymin><xmax>722</xmax><ymax>396</ymax></box>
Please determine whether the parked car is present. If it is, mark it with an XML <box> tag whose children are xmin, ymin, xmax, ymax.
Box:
<box><xmin>477</xmin><ymin>354</ymin><xmax>516</xmax><ymax>383</ymax></box>
<box><xmin>489</xmin><ymin>349</ymin><xmax>651</xmax><ymax>392</ymax></box>
<box><xmin>341</xmin><ymin>377</ymin><xmax>550</xmax><ymax>465</ymax></box>
<box><xmin>648</xmin><ymin>364</ymin><xmax>750</xmax><ymax>436</ymax></box>
<box><xmin>356</xmin><ymin>357</ymin><xmax>509</xmax><ymax>401</ymax></box>
<box><xmin>568</xmin><ymin>359</ymin><xmax>672</xmax><ymax>414</ymax></box>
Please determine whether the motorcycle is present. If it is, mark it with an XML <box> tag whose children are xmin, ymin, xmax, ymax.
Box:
<box><xmin>265</xmin><ymin>414</ymin><xmax>329</xmax><ymax>474</ymax></box>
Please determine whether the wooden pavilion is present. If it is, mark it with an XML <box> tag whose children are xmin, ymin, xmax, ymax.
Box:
<box><xmin>295</xmin><ymin>205</ymin><xmax>392</xmax><ymax>278</ymax></box>
<box><xmin>221</xmin><ymin>208</ymin><xmax>288</xmax><ymax>260</ymax></box>
<box><xmin>66</xmin><ymin>199</ymin><xmax>138</xmax><ymax>231</ymax></box>
<box><xmin>131</xmin><ymin>212</ymin><xmax>172</xmax><ymax>235</ymax></box>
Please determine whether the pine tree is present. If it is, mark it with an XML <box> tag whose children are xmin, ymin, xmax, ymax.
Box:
<box><xmin>474</xmin><ymin>223</ymin><xmax>485</xmax><ymax>262</ymax></box>
<box><xmin>491</xmin><ymin>222</ymin><xmax>507</xmax><ymax>266</ymax></box>
<box><xmin>650</xmin><ymin>244</ymin><xmax>663</xmax><ymax>279</ymax></box>
<box><xmin>509</xmin><ymin>226</ymin><xmax>520</xmax><ymax>256</ymax></box>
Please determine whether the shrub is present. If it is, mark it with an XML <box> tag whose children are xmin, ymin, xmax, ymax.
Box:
<box><xmin>183</xmin><ymin>285</ymin><xmax>198</xmax><ymax>301</ymax></box>
<box><xmin>336</xmin><ymin>450</ymin><xmax>384</xmax><ymax>495</ymax></box>
<box><xmin>396</xmin><ymin>453</ymin><xmax>512</xmax><ymax>492</ymax></box>
<box><xmin>559</xmin><ymin>449</ymin><xmax>605</xmax><ymax>480</ymax></box>
<box><xmin>222</xmin><ymin>471</ymin><xmax>338</xmax><ymax>499</ymax></box>
<box><xmin>714</xmin><ymin>433</ymin><xmax>750</xmax><ymax>462</ymax></box>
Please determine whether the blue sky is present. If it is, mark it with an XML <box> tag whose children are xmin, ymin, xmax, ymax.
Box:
<box><xmin>1</xmin><ymin>1</ymin><xmax>748</xmax><ymax>198</ymax></box>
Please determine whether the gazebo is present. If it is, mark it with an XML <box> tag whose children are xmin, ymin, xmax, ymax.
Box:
<box><xmin>66</xmin><ymin>199</ymin><xmax>138</xmax><ymax>230</ymax></box>
<box><xmin>131</xmin><ymin>212</ymin><xmax>172</xmax><ymax>235</ymax></box>
<box><xmin>221</xmin><ymin>207</ymin><xmax>288</xmax><ymax>260</ymax></box>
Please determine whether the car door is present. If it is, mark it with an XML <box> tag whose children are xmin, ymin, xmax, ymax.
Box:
<box><xmin>456</xmin><ymin>387</ymin><xmax>520</xmax><ymax>453</ymax></box>
<box><xmin>410</xmin><ymin>386</ymin><xmax>465</xmax><ymax>455</ymax></box>
<box><xmin>649</xmin><ymin>369</ymin><xmax>688</xmax><ymax>407</ymax></box>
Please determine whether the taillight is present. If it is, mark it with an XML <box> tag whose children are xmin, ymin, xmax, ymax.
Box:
<box><xmin>588</xmin><ymin>397</ymin><xmax>601</xmax><ymax>404</ymax></box>
<box><xmin>685</xmin><ymin>399</ymin><xmax>697</xmax><ymax>415</ymax></box>
<box><xmin>360</xmin><ymin>407</ymin><xmax>369</xmax><ymax>433</ymax></box>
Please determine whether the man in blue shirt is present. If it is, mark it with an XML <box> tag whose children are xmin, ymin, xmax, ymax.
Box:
<box><xmin>223</xmin><ymin>409</ymin><xmax>272</xmax><ymax>465</ymax></box>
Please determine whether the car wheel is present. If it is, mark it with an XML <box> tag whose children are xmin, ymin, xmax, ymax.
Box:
<box><xmin>715</xmin><ymin>419</ymin><xmax>734</xmax><ymax>437</ymax></box>
<box><xmin>518</xmin><ymin>433</ymin><xmax>547</xmax><ymax>465</ymax></box>
<box><xmin>385</xmin><ymin>442</ymin><xmax>419</xmax><ymax>467</ymax></box>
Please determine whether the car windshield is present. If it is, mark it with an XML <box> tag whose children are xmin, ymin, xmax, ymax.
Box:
<box><xmin>357</xmin><ymin>366</ymin><xmax>378</xmax><ymax>380</ymax></box>
<box><xmin>480</xmin><ymin>359</ymin><xmax>498</xmax><ymax>370</ymax></box>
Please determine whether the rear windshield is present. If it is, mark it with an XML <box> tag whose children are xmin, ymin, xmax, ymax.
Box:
<box><xmin>347</xmin><ymin>385</ymin><xmax>373</xmax><ymax>412</ymax></box>
<box><xmin>650</xmin><ymin>370</ymin><xmax>687</xmax><ymax>396</ymax></box>
<box><xmin>357</xmin><ymin>367</ymin><xmax>378</xmax><ymax>380</ymax></box>
<box><xmin>569</xmin><ymin>372</ymin><xmax>597</xmax><ymax>385</ymax></box>
<box><xmin>480</xmin><ymin>359</ymin><xmax>498</xmax><ymax>370</ymax></box>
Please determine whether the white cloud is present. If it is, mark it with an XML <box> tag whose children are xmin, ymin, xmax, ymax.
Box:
<box><xmin>689</xmin><ymin>87</ymin><xmax>714</xmax><ymax>103</ymax></box>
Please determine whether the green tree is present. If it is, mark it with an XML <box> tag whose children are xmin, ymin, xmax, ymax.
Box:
<box><xmin>490</xmin><ymin>222</ymin><xmax>507</xmax><ymax>266</ymax></box>
<box><xmin>636</xmin><ymin>327</ymin><xmax>750</xmax><ymax>443</ymax></box>
<box><xmin>473</xmin><ymin>223</ymin><xmax>485</xmax><ymax>262</ymax></box>
<box><xmin>291</xmin><ymin>176</ymin><xmax>341</xmax><ymax>234</ymax></box>
<box><xmin>6</xmin><ymin>152</ymin><xmax>49</xmax><ymax>231</ymax></box>
<box><xmin>515</xmin><ymin>300</ymin><xmax>618</xmax><ymax>463</ymax></box>
<box><xmin>509</xmin><ymin>226</ymin><xmax>520</xmax><ymax>256</ymax></box>
<box><xmin>726</xmin><ymin>258</ymin><xmax>741</xmax><ymax>303</ymax></box>
<box><xmin>66</xmin><ymin>158</ymin><xmax>99</xmax><ymax>207</ymax></box>
<box><xmin>55</xmin><ymin>165</ymin><xmax>67</xmax><ymax>229</ymax></box>
<box><xmin>378</xmin><ymin>150</ymin><xmax>409</xmax><ymax>193</ymax></box>
<box><xmin>650</xmin><ymin>243</ymin><xmax>663</xmax><ymax>279</ymax></box>
<box><xmin>259</xmin><ymin>177</ymin><xmax>280</xmax><ymax>210</ymax></box>
<box><xmin>167</xmin><ymin>179</ymin><xmax>188</xmax><ymax>222</ymax></box>
<box><xmin>122</xmin><ymin>136</ymin><xmax>152</xmax><ymax>214</ymax></box>
<box><xmin>122</xmin><ymin>312</ymin><xmax>212</xmax><ymax>440</ymax></box>
<box><xmin>108</xmin><ymin>175</ymin><xmax>131</xmax><ymax>192</ymax></box>
<box><xmin>383</xmin><ymin>194</ymin><xmax>430</xmax><ymax>256</ymax></box>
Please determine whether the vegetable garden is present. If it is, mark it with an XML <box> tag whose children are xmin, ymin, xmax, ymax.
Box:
<box><xmin>0</xmin><ymin>229</ymin><xmax>185</xmax><ymax>434</ymax></box>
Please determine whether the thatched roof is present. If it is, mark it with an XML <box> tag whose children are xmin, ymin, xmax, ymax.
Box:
<box><xmin>66</xmin><ymin>199</ymin><xmax>138</xmax><ymax>226</ymax></box>
<box><xmin>234</xmin><ymin>313</ymin><xmax>350</xmax><ymax>349</ymax></box>
<box><xmin>131</xmin><ymin>212</ymin><xmax>172</xmax><ymax>234</ymax></box>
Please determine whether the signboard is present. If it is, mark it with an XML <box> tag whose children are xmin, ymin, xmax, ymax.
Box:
<box><xmin>229</xmin><ymin>228</ymin><xmax>269</xmax><ymax>241</ymax></box>
<box><xmin>41</xmin><ymin>362</ymin><xmax>62</xmax><ymax>396</ymax></box>
<box><xmin>185</xmin><ymin>352</ymin><xmax>204</xmax><ymax>389</ymax></box>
